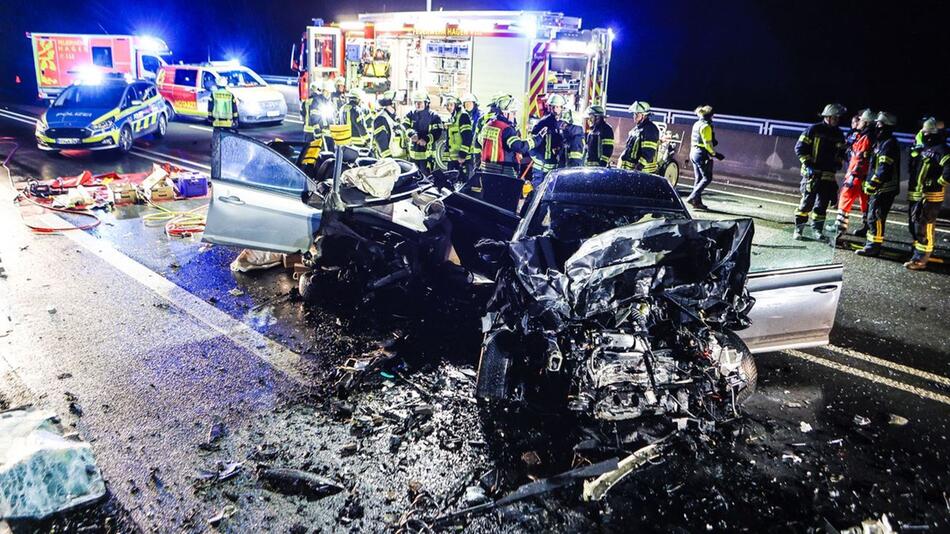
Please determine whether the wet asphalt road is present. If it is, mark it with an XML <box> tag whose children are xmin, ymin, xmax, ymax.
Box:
<box><xmin>1</xmin><ymin>102</ymin><xmax>949</xmax><ymax>532</ymax></box>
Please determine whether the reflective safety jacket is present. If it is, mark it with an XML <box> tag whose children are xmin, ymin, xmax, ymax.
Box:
<box><xmin>211</xmin><ymin>88</ymin><xmax>237</xmax><ymax>128</ymax></box>
<box><xmin>303</xmin><ymin>93</ymin><xmax>332</xmax><ymax>135</ymax></box>
<box><xmin>585</xmin><ymin>120</ymin><xmax>615</xmax><ymax>166</ymax></box>
<box><xmin>865</xmin><ymin>131</ymin><xmax>901</xmax><ymax>195</ymax></box>
<box><xmin>479</xmin><ymin>115</ymin><xmax>542</xmax><ymax>177</ymax></box>
<box><xmin>362</xmin><ymin>61</ymin><xmax>390</xmax><ymax>78</ymax></box>
<box><xmin>447</xmin><ymin>109</ymin><xmax>474</xmax><ymax>160</ymax></box>
<box><xmin>560</xmin><ymin>123</ymin><xmax>585</xmax><ymax>167</ymax></box>
<box><xmin>690</xmin><ymin>118</ymin><xmax>716</xmax><ymax>157</ymax></box>
<box><xmin>844</xmin><ymin>127</ymin><xmax>873</xmax><ymax>181</ymax></box>
<box><xmin>620</xmin><ymin>118</ymin><xmax>659</xmax><ymax>173</ymax></box>
<box><xmin>474</xmin><ymin>111</ymin><xmax>493</xmax><ymax>151</ymax></box>
<box><xmin>531</xmin><ymin>113</ymin><xmax>563</xmax><ymax>173</ymax></box>
<box><xmin>372</xmin><ymin>108</ymin><xmax>406</xmax><ymax>159</ymax></box>
<box><xmin>795</xmin><ymin>121</ymin><xmax>845</xmax><ymax>180</ymax></box>
<box><xmin>338</xmin><ymin>103</ymin><xmax>371</xmax><ymax>146</ymax></box>
<box><xmin>402</xmin><ymin>109</ymin><xmax>443</xmax><ymax>161</ymax></box>
<box><xmin>907</xmin><ymin>142</ymin><xmax>950</xmax><ymax>203</ymax></box>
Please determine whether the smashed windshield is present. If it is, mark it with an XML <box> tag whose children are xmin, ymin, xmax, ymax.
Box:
<box><xmin>525</xmin><ymin>201</ymin><xmax>686</xmax><ymax>242</ymax></box>
<box><xmin>52</xmin><ymin>84</ymin><xmax>126</xmax><ymax>109</ymax></box>
<box><xmin>217</xmin><ymin>69</ymin><xmax>265</xmax><ymax>87</ymax></box>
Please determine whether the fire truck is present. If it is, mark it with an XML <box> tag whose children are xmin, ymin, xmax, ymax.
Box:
<box><xmin>27</xmin><ymin>33</ymin><xmax>171</xmax><ymax>99</ymax></box>
<box><xmin>291</xmin><ymin>11</ymin><xmax>613</xmax><ymax>122</ymax></box>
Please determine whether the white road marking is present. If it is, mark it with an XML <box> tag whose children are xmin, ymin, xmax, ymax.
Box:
<box><xmin>284</xmin><ymin>117</ymin><xmax>304</xmax><ymax>125</ymax></box>
<box><xmin>825</xmin><ymin>344</ymin><xmax>950</xmax><ymax>386</ymax></box>
<box><xmin>0</xmin><ymin>108</ymin><xmax>39</xmax><ymax>121</ymax></box>
<box><xmin>0</xmin><ymin>109</ymin><xmax>35</xmax><ymax>126</ymax></box>
<box><xmin>188</xmin><ymin>125</ymin><xmax>214</xmax><ymax>132</ymax></box>
<box><xmin>785</xmin><ymin>349</ymin><xmax>950</xmax><ymax>406</ymax></box>
<box><xmin>33</xmin><ymin>210</ymin><xmax>310</xmax><ymax>385</ymax></box>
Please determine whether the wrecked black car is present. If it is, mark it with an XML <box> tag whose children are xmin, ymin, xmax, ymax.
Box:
<box><xmin>473</xmin><ymin>169</ymin><xmax>758</xmax><ymax>423</ymax></box>
<box><xmin>202</xmin><ymin>133</ymin><xmax>843</xmax><ymax>422</ymax></box>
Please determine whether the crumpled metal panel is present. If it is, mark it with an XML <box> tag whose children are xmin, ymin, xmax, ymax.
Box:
<box><xmin>489</xmin><ymin>218</ymin><xmax>755</xmax><ymax>332</ymax></box>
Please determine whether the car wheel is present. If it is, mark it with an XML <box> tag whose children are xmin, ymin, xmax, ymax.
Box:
<box><xmin>663</xmin><ymin>160</ymin><xmax>679</xmax><ymax>187</ymax></box>
<box><xmin>164</xmin><ymin>100</ymin><xmax>176</xmax><ymax>121</ymax></box>
<box><xmin>430</xmin><ymin>137</ymin><xmax>449</xmax><ymax>171</ymax></box>
<box><xmin>118</xmin><ymin>125</ymin><xmax>134</xmax><ymax>154</ymax></box>
<box><xmin>720</xmin><ymin>330</ymin><xmax>757</xmax><ymax>404</ymax></box>
<box><xmin>154</xmin><ymin>113</ymin><xmax>167</xmax><ymax>139</ymax></box>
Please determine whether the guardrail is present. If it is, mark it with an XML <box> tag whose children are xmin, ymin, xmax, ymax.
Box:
<box><xmin>260</xmin><ymin>75</ymin><xmax>299</xmax><ymax>86</ymax></box>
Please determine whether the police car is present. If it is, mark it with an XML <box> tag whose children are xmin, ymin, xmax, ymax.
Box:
<box><xmin>35</xmin><ymin>74</ymin><xmax>168</xmax><ymax>154</ymax></box>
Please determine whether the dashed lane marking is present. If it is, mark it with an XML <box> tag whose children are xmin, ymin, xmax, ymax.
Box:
<box><xmin>825</xmin><ymin>344</ymin><xmax>950</xmax><ymax>387</ymax></box>
<box><xmin>785</xmin><ymin>349</ymin><xmax>950</xmax><ymax>406</ymax></box>
<box><xmin>188</xmin><ymin>125</ymin><xmax>214</xmax><ymax>132</ymax></box>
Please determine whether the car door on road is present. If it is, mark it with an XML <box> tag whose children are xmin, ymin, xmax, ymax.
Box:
<box><xmin>203</xmin><ymin>133</ymin><xmax>321</xmax><ymax>253</ymax></box>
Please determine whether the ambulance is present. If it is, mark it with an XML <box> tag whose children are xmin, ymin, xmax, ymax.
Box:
<box><xmin>291</xmin><ymin>11</ymin><xmax>613</xmax><ymax>123</ymax></box>
<box><xmin>27</xmin><ymin>33</ymin><xmax>170</xmax><ymax>100</ymax></box>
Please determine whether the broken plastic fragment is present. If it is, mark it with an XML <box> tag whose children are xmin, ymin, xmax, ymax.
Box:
<box><xmin>853</xmin><ymin>415</ymin><xmax>871</xmax><ymax>426</ymax></box>
<box><xmin>583</xmin><ymin>443</ymin><xmax>664</xmax><ymax>501</ymax></box>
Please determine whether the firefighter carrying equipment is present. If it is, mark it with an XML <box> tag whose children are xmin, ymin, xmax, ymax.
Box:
<box><xmin>372</xmin><ymin>106</ymin><xmax>406</xmax><ymax>159</ymax></box>
<box><xmin>859</xmin><ymin>125</ymin><xmax>901</xmax><ymax>251</ymax></box>
<box><xmin>585</xmin><ymin>114</ymin><xmax>614</xmax><ymax>167</ymax></box>
<box><xmin>338</xmin><ymin>91</ymin><xmax>371</xmax><ymax>147</ymax></box>
<box><xmin>559</xmin><ymin>109</ymin><xmax>585</xmax><ymax>168</ymax></box>
<box><xmin>620</xmin><ymin>115</ymin><xmax>659</xmax><ymax>173</ymax></box>
<box><xmin>480</xmin><ymin>113</ymin><xmax>542</xmax><ymax>178</ymax></box>
<box><xmin>211</xmin><ymin>87</ymin><xmax>237</xmax><ymax>128</ymax></box>
<box><xmin>820</xmin><ymin>103</ymin><xmax>847</xmax><ymax>117</ymax></box>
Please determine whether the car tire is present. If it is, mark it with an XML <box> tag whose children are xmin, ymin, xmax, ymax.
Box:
<box><xmin>154</xmin><ymin>113</ymin><xmax>167</xmax><ymax>139</ymax></box>
<box><xmin>663</xmin><ymin>160</ymin><xmax>679</xmax><ymax>187</ymax></box>
<box><xmin>118</xmin><ymin>125</ymin><xmax>134</xmax><ymax>154</ymax></box>
<box><xmin>164</xmin><ymin>100</ymin><xmax>176</xmax><ymax>121</ymax></box>
<box><xmin>298</xmin><ymin>271</ymin><xmax>319</xmax><ymax>304</ymax></box>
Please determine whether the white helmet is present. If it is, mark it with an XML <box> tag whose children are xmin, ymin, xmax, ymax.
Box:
<box><xmin>629</xmin><ymin>101</ymin><xmax>651</xmax><ymax>114</ymax></box>
<box><xmin>547</xmin><ymin>94</ymin><xmax>567</xmax><ymax>107</ymax></box>
<box><xmin>411</xmin><ymin>91</ymin><xmax>430</xmax><ymax>103</ymax></box>
<box><xmin>495</xmin><ymin>94</ymin><xmax>517</xmax><ymax>113</ymax></box>
<box><xmin>461</xmin><ymin>93</ymin><xmax>478</xmax><ymax>104</ymax></box>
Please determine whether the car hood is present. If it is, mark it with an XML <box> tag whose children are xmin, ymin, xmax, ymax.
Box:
<box><xmin>490</xmin><ymin>218</ymin><xmax>755</xmax><ymax>331</ymax></box>
<box><xmin>44</xmin><ymin>107</ymin><xmax>112</xmax><ymax>128</ymax></box>
<box><xmin>229</xmin><ymin>86</ymin><xmax>285</xmax><ymax>104</ymax></box>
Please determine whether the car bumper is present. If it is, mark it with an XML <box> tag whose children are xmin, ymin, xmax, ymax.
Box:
<box><xmin>36</xmin><ymin>130</ymin><xmax>121</xmax><ymax>151</ymax></box>
<box><xmin>238</xmin><ymin>102</ymin><xmax>287</xmax><ymax>124</ymax></box>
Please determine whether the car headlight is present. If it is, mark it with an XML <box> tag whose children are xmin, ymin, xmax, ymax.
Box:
<box><xmin>88</xmin><ymin>118</ymin><xmax>116</xmax><ymax>136</ymax></box>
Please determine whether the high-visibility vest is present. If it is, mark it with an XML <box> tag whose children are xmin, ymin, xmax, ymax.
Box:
<box><xmin>211</xmin><ymin>89</ymin><xmax>234</xmax><ymax>127</ymax></box>
<box><xmin>481</xmin><ymin>119</ymin><xmax>514</xmax><ymax>165</ymax></box>
<box><xmin>447</xmin><ymin>110</ymin><xmax>472</xmax><ymax>160</ymax></box>
<box><xmin>373</xmin><ymin>110</ymin><xmax>405</xmax><ymax>159</ymax></box>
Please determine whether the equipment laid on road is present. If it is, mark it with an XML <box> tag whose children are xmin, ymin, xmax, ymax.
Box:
<box><xmin>27</xmin><ymin>33</ymin><xmax>170</xmax><ymax>100</ymax></box>
<box><xmin>291</xmin><ymin>11</ymin><xmax>613</xmax><ymax>126</ymax></box>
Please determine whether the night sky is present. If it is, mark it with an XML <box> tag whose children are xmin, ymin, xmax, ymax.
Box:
<box><xmin>1</xmin><ymin>0</ymin><xmax>948</xmax><ymax>129</ymax></box>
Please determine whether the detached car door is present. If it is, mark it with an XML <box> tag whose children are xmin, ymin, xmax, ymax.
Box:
<box><xmin>202</xmin><ymin>132</ymin><xmax>320</xmax><ymax>253</ymax></box>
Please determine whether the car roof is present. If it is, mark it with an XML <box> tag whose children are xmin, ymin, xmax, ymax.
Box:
<box><xmin>543</xmin><ymin>167</ymin><xmax>685</xmax><ymax>211</ymax></box>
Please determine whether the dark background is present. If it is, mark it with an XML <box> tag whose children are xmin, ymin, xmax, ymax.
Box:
<box><xmin>1</xmin><ymin>0</ymin><xmax>948</xmax><ymax>128</ymax></box>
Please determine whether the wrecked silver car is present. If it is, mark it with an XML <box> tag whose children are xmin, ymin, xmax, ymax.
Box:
<box><xmin>201</xmin><ymin>134</ymin><xmax>843</xmax><ymax>416</ymax></box>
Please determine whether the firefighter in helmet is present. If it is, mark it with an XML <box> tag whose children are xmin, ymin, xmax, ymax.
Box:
<box><xmin>904</xmin><ymin>118</ymin><xmax>948</xmax><ymax>269</ymax></box>
<box><xmin>559</xmin><ymin>108</ymin><xmax>585</xmax><ymax>168</ymax></box>
<box><xmin>793</xmin><ymin>103</ymin><xmax>847</xmax><ymax>241</ymax></box>
<box><xmin>619</xmin><ymin>101</ymin><xmax>659</xmax><ymax>173</ymax></box>
<box><xmin>372</xmin><ymin>90</ymin><xmax>407</xmax><ymax>159</ymax></box>
<box><xmin>585</xmin><ymin>105</ymin><xmax>615</xmax><ymax>167</ymax></box>
<box><xmin>856</xmin><ymin>111</ymin><xmax>901</xmax><ymax>256</ymax></box>
<box><xmin>479</xmin><ymin>95</ymin><xmax>545</xmax><ymax>179</ymax></box>
<box><xmin>210</xmin><ymin>76</ymin><xmax>237</xmax><ymax>130</ymax></box>
<box><xmin>402</xmin><ymin>91</ymin><xmax>443</xmax><ymax>174</ymax></box>
<box><xmin>443</xmin><ymin>94</ymin><xmax>475</xmax><ymax>178</ymax></box>
<box><xmin>338</xmin><ymin>90</ymin><xmax>371</xmax><ymax>148</ymax></box>
<box><xmin>531</xmin><ymin>94</ymin><xmax>567</xmax><ymax>183</ymax></box>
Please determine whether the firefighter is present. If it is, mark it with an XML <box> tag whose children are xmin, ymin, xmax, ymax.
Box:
<box><xmin>856</xmin><ymin>112</ymin><xmax>901</xmax><ymax>256</ymax></box>
<box><xmin>371</xmin><ymin>90</ymin><xmax>406</xmax><ymax>159</ymax></box>
<box><xmin>210</xmin><ymin>76</ymin><xmax>237</xmax><ymax>130</ymax></box>
<box><xmin>479</xmin><ymin>94</ymin><xmax>545</xmax><ymax>178</ymax></box>
<box><xmin>331</xmin><ymin>77</ymin><xmax>347</xmax><ymax>109</ymax></box>
<box><xmin>402</xmin><ymin>91</ymin><xmax>443</xmax><ymax>174</ymax></box>
<box><xmin>338</xmin><ymin>90</ymin><xmax>371</xmax><ymax>148</ymax></box>
<box><xmin>835</xmin><ymin>109</ymin><xmax>876</xmax><ymax>236</ymax></box>
<box><xmin>302</xmin><ymin>81</ymin><xmax>334</xmax><ymax>142</ymax></box>
<box><xmin>904</xmin><ymin>118</ymin><xmax>949</xmax><ymax>270</ymax></box>
<box><xmin>584</xmin><ymin>105</ymin><xmax>615</xmax><ymax>167</ymax></box>
<box><xmin>462</xmin><ymin>94</ymin><xmax>481</xmax><ymax>133</ymax></box>
<box><xmin>685</xmin><ymin>105</ymin><xmax>726</xmax><ymax>209</ymax></box>
<box><xmin>619</xmin><ymin>101</ymin><xmax>659</xmax><ymax>173</ymax></box>
<box><xmin>559</xmin><ymin>108</ymin><xmax>585</xmax><ymax>168</ymax></box>
<box><xmin>531</xmin><ymin>94</ymin><xmax>566</xmax><ymax>183</ymax></box>
<box><xmin>793</xmin><ymin>103</ymin><xmax>846</xmax><ymax>241</ymax></box>
<box><xmin>443</xmin><ymin>94</ymin><xmax>475</xmax><ymax>178</ymax></box>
